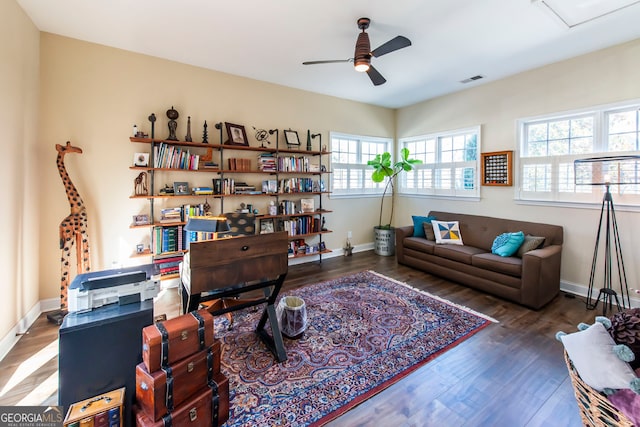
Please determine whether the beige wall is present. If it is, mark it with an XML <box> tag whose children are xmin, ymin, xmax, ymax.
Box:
<box><xmin>0</xmin><ymin>1</ymin><xmax>40</xmax><ymax>338</ymax></box>
<box><xmin>37</xmin><ymin>34</ymin><xmax>395</xmax><ymax>302</ymax></box>
<box><xmin>396</xmin><ymin>38</ymin><xmax>640</xmax><ymax>292</ymax></box>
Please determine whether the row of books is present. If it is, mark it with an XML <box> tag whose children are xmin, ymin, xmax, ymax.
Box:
<box><xmin>152</xmin><ymin>254</ymin><xmax>183</xmax><ymax>277</ymax></box>
<box><xmin>278</xmin><ymin>156</ymin><xmax>310</xmax><ymax>172</ymax></box>
<box><xmin>152</xmin><ymin>226</ymin><xmax>184</xmax><ymax>256</ymax></box>
<box><xmin>152</xmin><ymin>224</ymin><xmax>216</xmax><ymax>257</ymax></box>
<box><xmin>281</xmin><ymin>216</ymin><xmax>320</xmax><ymax>236</ymax></box>
<box><xmin>154</xmin><ymin>143</ymin><xmax>200</xmax><ymax>170</ymax></box>
<box><xmin>228</xmin><ymin>158</ymin><xmax>252</xmax><ymax>171</ymax></box>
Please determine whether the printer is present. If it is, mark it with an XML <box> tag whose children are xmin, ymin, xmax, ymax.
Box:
<box><xmin>68</xmin><ymin>265</ymin><xmax>160</xmax><ymax>313</ymax></box>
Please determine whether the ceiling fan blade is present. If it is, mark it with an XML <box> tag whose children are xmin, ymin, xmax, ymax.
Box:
<box><xmin>371</xmin><ymin>36</ymin><xmax>411</xmax><ymax>58</ymax></box>
<box><xmin>302</xmin><ymin>59</ymin><xmax>352</xmax><ymax>65</ymax></box>
<box><xmin>366</xmin><ymin>65</ymin><xmax>386</xmax><ymax>86</ymax></box>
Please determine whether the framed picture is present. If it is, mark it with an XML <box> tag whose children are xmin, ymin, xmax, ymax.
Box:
<box><xmin>173</xmin><ymin>181</ymin><xmax>189</xmax><ymax>195</ymax></box>
<box><xmin>132</xmin><ymin>214</ymin><xmax>150</xmax><ymax>226</ymax></box>
<box><xmin>260</xmin><ymin>219</ymin><xmax>275</xmax><ymax>234</ymax></box>
<box><xmin>225</xmin><ymin>122</ymin><xmax>249</xmax><ymax>146</ymax></box>
<box><xmin>284</xmin><ymin>129</ymin><xmax>300</xmax><ymax>147</ymax></box>
<box><xmin>133</xmin><ymin>152</ymin><xmax>149</xmax><ymax>167</ymax></box>
<box><xmin>481</xmin><ymin>151</ymin><xmax>513</xmax><ymax>186</ymax></box>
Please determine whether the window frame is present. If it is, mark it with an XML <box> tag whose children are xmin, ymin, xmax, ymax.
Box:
<box><xmin>516</xmin><ymin>99</ymin><xmax>640</xmax><ymax>208</ymax></box>
<box><xmin>398</xmin><ymin>125</ymin><xmax>481</xmax><ymax>200</ymax></box>
<box><xmin>329</xmin><ymin>132</ymin><xmax>393</xmax><ymax>198</ymax></box>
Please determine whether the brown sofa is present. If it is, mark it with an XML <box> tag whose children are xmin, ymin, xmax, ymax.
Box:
<box><xmin>396</xmin><ymin>211</ymin><xmax>563</xmax><ymax>309</ymax></box>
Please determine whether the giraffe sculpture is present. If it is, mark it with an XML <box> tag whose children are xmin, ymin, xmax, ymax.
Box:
<box><xmin>56</xmin><ymin>141</ymin><xmax>91</xmax><ymax>310</ymax></box>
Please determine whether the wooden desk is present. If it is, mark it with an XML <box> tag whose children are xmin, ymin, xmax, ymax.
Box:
<box><xmin>180</xmin><ymin>232</ymin><xmax>289</xmax><ymax>362</ymax></box>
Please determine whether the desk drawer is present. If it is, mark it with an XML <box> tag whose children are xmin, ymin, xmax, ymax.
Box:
<box><xmin>190</xmin><ymin>232</ymin><xmax>288</xmax><ymax>267</ymax></box>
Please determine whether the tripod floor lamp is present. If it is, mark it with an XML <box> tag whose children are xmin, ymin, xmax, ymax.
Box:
<box><xmin>575</xmin><ymin>155</ymin><xmax>640</xmax><ymax>315</ymax></box>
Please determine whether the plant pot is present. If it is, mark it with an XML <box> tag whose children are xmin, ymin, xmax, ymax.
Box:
<box><xmin>374</xmin><ymin>226</ymin><xmax>395</xmax><ymax>256</ymax></box>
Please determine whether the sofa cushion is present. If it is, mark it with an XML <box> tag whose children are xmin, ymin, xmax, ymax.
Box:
<box><xmin>433</xmin><ymin>244</ymin><xmax>485</xmax><ymax>265</ymax></box>
<box><xmin>516</xmin><ymin>235</ymin><xmax>545</xmax><ymax>257</ymax></box>
<box><xmin>422</xmin><ymin>222</ymin><xmax>436</xmax><ymax>241</ymax></box>
<box><xmin>432</xmin><ymin>220</ymin><xmax>464</xmax><ymax>245</ymax></box>
<box><xmin>491</xmin><ymin>231</ymin><xmax>525</xmax><ymax>257</ymax></box>
<box><xmin>403</xmin><ymin>236</ymin><xmax>436</xmax><ymax>254</ymax></box>
<box><xmin>472</xmin><ymin>253</ymin><xmax>522</xmax><ymax>277</ymax></box>
<box><xmin>412</xmin><ymin>215</ymin><xmax>437</xmax><ymax>238</ymax></box>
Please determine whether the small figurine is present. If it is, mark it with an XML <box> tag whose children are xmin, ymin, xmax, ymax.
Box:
<box><xmin>203</xmin><ymin>121</ymin><xmax>208</xmax><ymax>144</ymax></box>
<box><xmin>185</xmin><ymin>116</ymin><xmax>193</xmax><ymax>142</ymax></box>
<box><xmin>166</xmin><ymin>106</ymin><xmax>179</xmax><ymax>141</ymax></box>
<box><xmin>321</xmin><ymin>216</ymin><xmax>327</xmax><ymax>231</ymax></box>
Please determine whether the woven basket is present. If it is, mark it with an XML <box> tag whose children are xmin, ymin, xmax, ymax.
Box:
<box><xmin>564</xmin><ymin>350</ymin><xmax>634</xmax><ymax>426</ymax></box>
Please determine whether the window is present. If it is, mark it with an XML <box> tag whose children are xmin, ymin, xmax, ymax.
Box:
<box><xmin>399</xmin><ymin>126</ymin><xmax>480</xmax><ymax>198</ymax></box>
<box><xmin>518</xmin><ymin>101</ymin><xmax>640</xmax><ymax>205</ymax></box>
<box><xmin>330</xmin><ymin>132</ymin><xmax>392</xmax><ymax>197</ymax></box>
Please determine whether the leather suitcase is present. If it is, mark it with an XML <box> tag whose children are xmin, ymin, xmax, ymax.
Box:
<box><xmin>142</xmin><ymin>309</ymin><xmax>214</xmax><ymax>372</ymax></box>
<box><xmin>134</xmin><ymin>373</ymin><xmax>229</xmax><ymax>427</ymax></box>
<box><xmin>135</xmin><ymin>341</ymin><xmax>221</xmax><ymax>421</ymax></box>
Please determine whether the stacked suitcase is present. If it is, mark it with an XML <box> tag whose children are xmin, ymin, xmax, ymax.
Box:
<box><xmin>134</xmin><ymin>309</ymin><xmax>229</xmax><ymax>426</ymax></box>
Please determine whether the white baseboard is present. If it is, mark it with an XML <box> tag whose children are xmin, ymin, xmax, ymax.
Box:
<box><xmin>560</xmin><ymin>280</ymin><xmax>640</xmax><ymax>308</ymax></box>
<box><xmin>0</xmin><ymin>300</ymin><xmax>54</xmax><ymax>362</ymax></box>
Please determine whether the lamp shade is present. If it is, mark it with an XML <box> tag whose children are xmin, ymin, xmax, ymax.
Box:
<box><xmin>184</xmin><ymin>216</ymin><xmax>230</xmax><ymax>240</ymax></box>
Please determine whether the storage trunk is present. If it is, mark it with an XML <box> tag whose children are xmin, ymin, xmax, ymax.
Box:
<box><xmin>135</xmin><ymin>341</ymin><xmax>221</xmax><ymax>421</ymax></box>
<box><xmin>134</xmin><ymin>373</ymin><xmax>229</xmax><ymax>427</ymax></box>
<box><xmin>142</xmin><ymin>309</ymin><xmax>214</xmax><ymax>372</ymax></box>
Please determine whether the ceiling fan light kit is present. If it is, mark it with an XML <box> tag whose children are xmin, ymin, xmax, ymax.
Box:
<box><xmin>303</xmin><ymin>17</ymin><xmax>411</xmax><ymax>86</ymax></box>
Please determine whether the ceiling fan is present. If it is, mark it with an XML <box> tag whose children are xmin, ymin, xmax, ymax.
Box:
<box><xmin>303</xmin><ymin>17</ymin><xmax>411</xmax><ymax>86</ymax></box>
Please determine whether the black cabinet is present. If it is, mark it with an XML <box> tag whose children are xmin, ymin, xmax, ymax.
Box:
<box><xmin>58</xmin><ymin>301</ymin><xmax>153</xmax><ymax>427</ymax></box>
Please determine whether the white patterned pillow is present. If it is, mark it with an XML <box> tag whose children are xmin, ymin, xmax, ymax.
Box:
<box><xmin>432</xmin><ymin>220</ymin><xmax>464</xmax><ymax>245</ymax></box>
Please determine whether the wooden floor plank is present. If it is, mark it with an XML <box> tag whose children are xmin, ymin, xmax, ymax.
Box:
<box><xmin>0</xmin><ymin>251</ymin><xmax>597</xmax><ymax>426</ymax></box>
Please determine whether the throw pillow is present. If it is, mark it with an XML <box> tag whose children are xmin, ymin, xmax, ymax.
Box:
<box><xmin>561</xmin><ymin>322</ymin><xmax>637</xmax><ymax>392</ymax></box>
<box><xmin>432</xmin><ymin>220</ymin><xmax>464</xmax><ymax>245</ymax></box>
<box><xmin>422</xmin><ymin>222</ymin><xmax>436</xmax><ymax>241</ymax></box>
<box><xmin>491</xmin><ymin>231</ymin><xmax>525</xmax><ymax>257</ymax></box>
<box><xmin>516</xmin><ymin>235</ymin><xmax>545</xmax><ymax>257</ymax></box>
<box><xmin>412</xmin><ymin>215</ymin><xmax>437</xmax><ymax>238</ymax></box>
<box><xmin>608</xmin><ymin>388</ymin><xmax>640</xmax><ymax>425</ymax></box>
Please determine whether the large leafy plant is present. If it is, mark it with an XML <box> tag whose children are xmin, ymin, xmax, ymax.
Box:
<box><xmin>367</xmin><ymin>148</ymin><xmax>422</xmax><ymax>229</ymax></box>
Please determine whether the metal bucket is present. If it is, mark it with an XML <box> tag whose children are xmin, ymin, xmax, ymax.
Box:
<box><xmin>374</xmin><ymin>227</ymin><xmax>396</xmax><ymax>256</ymax></box>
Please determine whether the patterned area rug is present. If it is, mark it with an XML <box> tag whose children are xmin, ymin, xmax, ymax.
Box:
<box><xmin>217</xmin><ymin>270</ymin><xmax>495</xmax><ymax>427</ymax></box>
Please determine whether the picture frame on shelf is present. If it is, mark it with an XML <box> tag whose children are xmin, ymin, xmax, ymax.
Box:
<box><xmin>301</xmin><ymin>198</ymin><xmax>315</xmax><ymax>213</ymax></box>
<box><xmin>284</xmin><ymin>129</ymin><xmax>300</xmax><ymax>147</ymax></box>
<box><xmin>133</xmin><ymin>152</ymin><xmax>149</xmax><ymax>167</ymax></box>
<box><xmin>133</xmin><ymin>214</ymin><xmax>150</xmax><ymax>226</ymax></box>
<box><xmin>260</xmin><ymin>219</ymin><xmax>275</xmax><ymax>234</ymax></box>
<box><xmin>173</xmin><ymin>181</ymin><xmax>189</xmax><ymax>195</ymax></box>
<box><xmin>225</xmin><ymin>122</ymin><xmax>249</xmax><ymax>146</ymax></box>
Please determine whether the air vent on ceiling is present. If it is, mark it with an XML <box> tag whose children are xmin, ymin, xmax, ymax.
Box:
<box><xmin>460</xmin><ymin>75</ymin><xmax>484</xmax><ymax>84</ymax></box>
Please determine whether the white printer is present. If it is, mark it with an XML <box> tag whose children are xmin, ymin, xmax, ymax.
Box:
<box><xmin>68</xmin><ymin>265</ymin><xmax>160</xmax><ymax>313</ymax></box>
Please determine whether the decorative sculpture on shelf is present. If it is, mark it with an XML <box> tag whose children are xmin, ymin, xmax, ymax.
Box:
<box><xmin>185</xmin><ymin>116</ymin><xmax>193</xmax><ymax>142</ymax></box>
<box><xmin>306</xmin><ymin>130</ymin><xmax>312</xmax><ymax>151</ymax></box>
<box><xmin>166</xmin><ymin>106</ymin><xmax>179</xmax><ymax>141</ymax></box>
<box><xmin>253</xmin><ymin>127</ymin><xmax>272</xmax><ymax>148</ymax></box>
<box><xmin>56</xmin><ymin>141</ymin><xmax>91</xmax><ymax>311</ymax></box>
<box><xmin>134</xmin><ymin>172</ymin><xmax>148</xmax><ymax>196</ymax></box>
<box><xmin>202</xmin><ymin>120</ymin><xmax>208</xmax><ymax>143</ymax></box>
<box><xmin>148</xmin><ymin>113</ymin><xmax>156</xmax><ymax>139</ymax></box>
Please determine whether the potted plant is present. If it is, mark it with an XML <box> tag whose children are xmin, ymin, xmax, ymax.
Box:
<box><xmin>367</xmin><ymin>148</ymin><xmax>422</xmax><ymax>255</ymax></box>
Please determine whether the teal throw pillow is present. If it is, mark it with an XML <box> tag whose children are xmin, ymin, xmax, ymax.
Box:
<box><xmin>412</xmin><ymin>215</ymin><xmax>437</xmax><ymax>238</ymax></box>
<box><xmin>491</xmin><ymin>231</ymin><xmax>525</xmax><ymax>257</ymax></box>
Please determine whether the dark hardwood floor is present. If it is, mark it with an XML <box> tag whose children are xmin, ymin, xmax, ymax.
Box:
<box><xmin>0</xmin><ymin>251</ymin><xmax>595</xmax><ymax>426</ymax></box>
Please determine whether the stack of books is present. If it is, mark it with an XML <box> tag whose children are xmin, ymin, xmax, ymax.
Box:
<box><xmin>159</xmin><ymin>207</ymin><xmax>182</xmax><ymax>223</ymax></box>
<box><xmin>257</xmin><ymin>153</ymin><xmax>276</xmax><ymax>172</ymax></box>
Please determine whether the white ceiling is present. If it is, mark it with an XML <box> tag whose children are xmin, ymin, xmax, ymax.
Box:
<box><xmin>16</xmin><ymin>0</ymin><xmax>640</xmax><ymax>108</ymax></box>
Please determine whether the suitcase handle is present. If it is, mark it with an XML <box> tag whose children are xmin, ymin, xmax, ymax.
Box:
<box><xmin>80</xmin><ymin>395</ymin><xmax>112</xmax><ymax>412</ymax></box>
